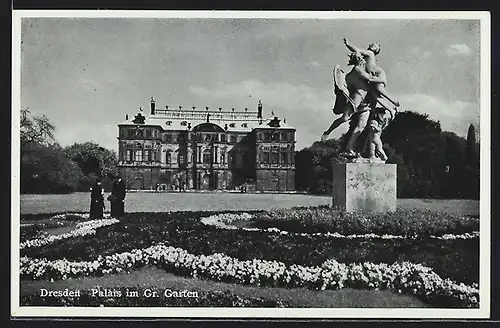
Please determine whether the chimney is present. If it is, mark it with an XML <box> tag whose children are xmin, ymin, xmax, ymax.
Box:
<box><xmin>257</xmin><ymin>100</ymin><xmax>262</xmax><ymax>119</ymax></box>
<box><xmin>150</xmin><ymin>97</ymin><xmax>156</xmax><ymax>115</ymax></box>
<box><xmin>125</xmin><ymin>114</ymin><xmax>129</xmax><ymax>120</ymax></box>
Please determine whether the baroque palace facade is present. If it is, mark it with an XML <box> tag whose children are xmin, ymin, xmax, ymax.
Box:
<box><xmin>117</xmin><ymin>97</ymin><xmax>296</xmax><ymax>191</ymax></box>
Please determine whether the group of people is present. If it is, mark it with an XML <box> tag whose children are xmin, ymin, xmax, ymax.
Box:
<box><xmin>89</xmin><ymin>176</ymin><xmax>126</xmax><ymax>219</ymax></box>
<box><xmin>322</xmin><ymin>38</ymin><xmax>400</xmax><ymax>162</ymax></box>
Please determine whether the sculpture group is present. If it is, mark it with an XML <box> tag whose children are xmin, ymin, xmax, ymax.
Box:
<box><xmin>322</xmin><ymin>38</ymin><xmax>400</xmax><ymax>163</ymax></box>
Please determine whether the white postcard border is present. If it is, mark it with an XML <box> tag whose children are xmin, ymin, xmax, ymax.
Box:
<box><xmin>11</xmin><ymin>10</ymin><xmax>491</xmax><ymax>319</ymax></box>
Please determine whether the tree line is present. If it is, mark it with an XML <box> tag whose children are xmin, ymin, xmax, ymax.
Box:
<box><xmin>20</xmin><ymin>109</ymin><xmax>480</xmax><ymax>199</ymax></box>
<box><xmin>295</xmin><ymin>111</ymin><xmax>480</xmax><ymax>199</ymax></box>
<box><xmin>20</xmin><ymin>108</ymin><xmax>118</xmax><ymax>193</ymax></box>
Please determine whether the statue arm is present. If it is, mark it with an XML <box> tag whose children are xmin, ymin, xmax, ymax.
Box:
<box><xmin>368</xmin><ymin>69</ymin><xmax>388</xmax><ymax>84</ymax></box>
<box><xmin>344</xmin><ymin>38</ymin><xmax>373</xmax><ymax>57</ymax></box>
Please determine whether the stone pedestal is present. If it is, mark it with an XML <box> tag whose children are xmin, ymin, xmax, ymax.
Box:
<box><xmin>332</xmin><ymin>163</ymin><xmax>397</xmax><ymax>213</ymax></box>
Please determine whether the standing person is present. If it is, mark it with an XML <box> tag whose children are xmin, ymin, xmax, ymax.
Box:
<box><xmin>90</xmin><ymin>179</ymin><xmax>105</xmax><ymax>219</ymax></box>
<box><xmin>110</xmin><ymin>175</ymin><xmax>126</xmax><ymax>218</ymax></box>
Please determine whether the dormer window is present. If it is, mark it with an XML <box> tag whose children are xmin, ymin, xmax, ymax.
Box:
<box><xmin>166</xmin><ymin>120</ymin><xmax>172</xmax><ymax>126</ymax></box>
<box><xmin>241</xmin><ymin>123</ymin><xmax>248</xmax><ymax>128</ymax></box>
<box><xmin>229</xmin><ymin>123</ymin><xmax>235</xmax><ymax>128</ymax></box>
<box><xmin>180</xmin><ymin>121</ymin><xmax>188</xmax><ymax>126</ymax></box>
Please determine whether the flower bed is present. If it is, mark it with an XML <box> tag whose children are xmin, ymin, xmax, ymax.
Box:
<box><xmin>201</xmin><ymin>213</ymin><xmax>480</xmax><ymax>240</ymax></box>
<box><xmin>20</xmin><ymin>243</ymin><xmax>478</xmax><ymax>308</ymax></box>
<box><xmin>21</xmin><ymin>211</ymin><xmax>478</xmax><ymax>285</ymax></box>
<box><xmin>20</xmin><ymin>218</ymin><xmax>119</xmax><ymax>250</ymax></box>
<box><xmin>251</xmin><ymin>207</ymin><xmax>479</xmax><ymax>236</ymax></box>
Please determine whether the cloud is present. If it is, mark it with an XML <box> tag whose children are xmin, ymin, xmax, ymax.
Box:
<box><xmin>189</xmin><ymin>80</ymin><xmax>335</xmax><ymax>149</ymax></box>
<box><xmin>189</xmin><ymin>81</ymin><xmax>480</xmax><ymax>149</ymax></box>
<box><xmin>409</xmin><ymin>46</ymin><xmax>431</xmax><ymax>58</ymax></box>
<box><xmin>446</xmin><ymin>44</ymin><xmax>472</xmax><ymax>57</ymax></box>
<box><xmin>395</xmin><ymin>93</ymin><xmax>480</xmax><ymax>138</ymax></box>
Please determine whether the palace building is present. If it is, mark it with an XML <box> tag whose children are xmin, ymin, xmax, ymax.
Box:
<box><xmin>117</xmin><ymin>97</ymin><xmax>296</xmax><ymax>191</ymax></box>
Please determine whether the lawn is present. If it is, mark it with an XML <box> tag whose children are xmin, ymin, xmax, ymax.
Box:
<box><xmin>21</xmin><ymin>267</ymin><xmax>427</xmax><ymax>308</ymax></box>
<box><xmin>19</xmin><ymin>192</ymin><xmax>480</xmax><ymax>216</ymax></box>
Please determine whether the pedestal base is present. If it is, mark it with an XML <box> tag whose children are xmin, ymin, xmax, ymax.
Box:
<box><xmin>332</xmin><ymin>163</ymin><xmax>397</xmax><ymax>213</ymax></box>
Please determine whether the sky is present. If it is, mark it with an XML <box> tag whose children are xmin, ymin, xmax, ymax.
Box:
<box><xmin>19</xmin><ymin>16</ymin><xmax>482</xmax><ymax>151</ymax></box>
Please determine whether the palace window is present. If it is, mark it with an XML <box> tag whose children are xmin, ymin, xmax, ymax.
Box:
<box><xmin>144</xmin><ymin>150</ymin><xmax>150</xmax><ymax>162</ymax></box>
<box><xmin>281</xmin><ymin>150</ymin><xmax>288</xmax><ymax>164</ymax></box>
<box><xmin>203</xmin><ymin>149</ymin><xmax>211</xmax><ymax>164</ymax></box>
<box><xmin>135</xmin><ymin>150</ymin><xmax>143</xmax><ymax>162</ymax></box>
<box><xmin>126</xmin><ymin>149</ymin><xmax>133</xmax><ymax>162</ymax></box>
<box><xmin>271</xmin><ymin>132</ymin><xmax>279</xmax><ymax>142</ymax></box>
<box><xmin>220</xmin><ymin>134</ymin><xmax>227</xmax><ymax>142</ymax></box>
<box><xmin>271</xmin><ymin>151</ymin><xmax>279</xmax><ymax>164</ymax></box>
<box><xmin>220</xmin><ymin>151</ymin><xmax>226</xmax><ymax>165</ymax></box>
<box><xmin>165</xmin><ymin>134</ymin><xmax>172</xmax><ymax>143</ymax></box>
<box><xmin>166</xmin><ymin>151</ymin><xmax>172</xmax><ymax>164</ymax></box>
<box><xmin>263</xmin><ymin>151</ymin><xmax>270</xmax><ymax>163</ymax></box>
<box><xmin>230</xmin><ymin>135</ymin><xmax>237</xmax><ymax>143</ymax></box>
<box><xmin>145</xmin><ymin>129</ymin><xmax>152</xmax><ymax>138</ymax></box>
<box><xmin>178</xmin><ymin>154</ymin><xmax>185</xmax><ymax>164</ymax></box>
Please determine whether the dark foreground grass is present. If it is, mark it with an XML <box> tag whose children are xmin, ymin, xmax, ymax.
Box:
<box><xmin>20</xmin><ymin>267</ymin><xmax>427</xmax><ymax>308</ymax></box>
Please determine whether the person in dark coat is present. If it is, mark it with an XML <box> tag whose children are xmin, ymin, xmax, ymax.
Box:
<box><xmin>110</xmin><ymin>176</ymin><xmax>126</xmax><ymax>217</ymax></box>
<box><xmin>90</xmin><ymin>179</ymin><xmax>105</xmax><ymax>219</ymax></box>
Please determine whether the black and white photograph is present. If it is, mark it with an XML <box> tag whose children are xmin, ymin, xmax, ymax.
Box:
<box><xmin>11</xmin><ymin>10</ymin><xmax>491</xmax><ymax>319</ymax></box>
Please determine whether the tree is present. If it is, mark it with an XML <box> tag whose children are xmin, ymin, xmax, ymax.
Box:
<box><xmin>21</xmin><ymin>143</ymin><xmax>83</xmax><ymax>193</ymax></box>
<box><xmin>63</xmin><ymin>142</ymin><xmax>119</xmax><ymax>191</ymax></box>
<box><xmin>382</xmin><ymin>111</ymin><xmax>444</xmax><ymax>197</ymax></box>
<box><xmin>20</xmin><ymin>108</ymin><xmax>56</xmax><ymax>153</ymax></box>
<box><xmin>439</xmin><ymin>131</ymin><xmax>467</xmax><ymax>198</ymax></box>
<box><xmin>295</xmin><ymin>138</ymin><xmax>347</xmax><ymax>194</ymax></box>
<box><xmin>464</xmin><ymin>124</ymin><xmax>480</xmax><ymax>199</ymax></box>
<box><xmin>465</xmin><ymin>124</ymin><xmax>478</xmax><ymax>168</ymax></box>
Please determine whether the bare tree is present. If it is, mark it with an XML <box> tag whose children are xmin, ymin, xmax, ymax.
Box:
<box><xmin>20</xmin><ymin>108</ymin><xmax>56</xmax><ymax>151</ymax></box>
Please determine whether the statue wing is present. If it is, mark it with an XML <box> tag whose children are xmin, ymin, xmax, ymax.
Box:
<box><xmin>332</xmin><ymin>65</ymin><xmax>355</xmax><ymax>114</ymax></box>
